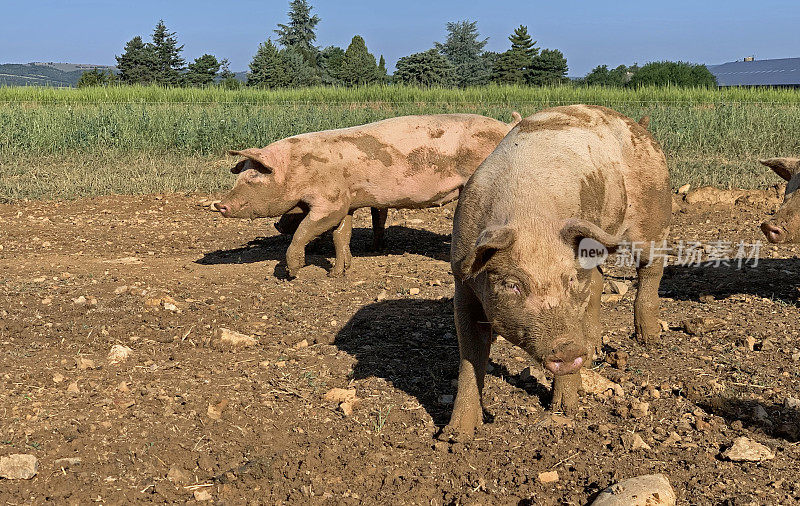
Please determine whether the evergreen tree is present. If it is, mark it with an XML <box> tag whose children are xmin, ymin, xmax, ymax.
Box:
<box><xmin>491</xmin><ymin>49</ymin><xmax>531</xmax><ymax>84</ymax></box>
<box><xmin>274</xmin><ymin>0</ymin><xmax>320</xmax><ymax>65</ymax></box>
<box><xmin>393</xmin><ymin>49</ymin><xmax>455</xmax><ymax>87</ymax></box>
<box><xmin>115</xmin><ymin>36</ymin><xmax>157</xmax><ymax>84</ymax></box>
<box><xmin>377</xmin><ymin>55</ymin><xmax>388</xmax><ymax>83</ymax></box>
<box><xmin>509</xmin><ymin>25</ymin><xmax>538</xmax><ymax>60</ymax></box>
<box><xmin>185</xmin><ymin>54</ymin><xmax>222</xmax><ymax>86</ymax></box>
<box><xmin>77</xmin><ymin>68</ymin><xmax>115</xmax><ymax>87</ymax></box>
<box><xmin>583</xmin><ymin>64</ymin><xmax>632</xmax><ymax>87</ymax></box>
<box><xmin>319</xmin><ymin>45</ymin><xmax>345</xmax><ymax>85</ymax></box>
<box><xmin>281</xmin><ymin>46</ymin><xmax>323</xmax><ymax>86</ymax></box>
<box><xmin>490</xmin><ymin>26</ymin><xmax>538</xmax><ymax>84</ymax></box>
<box><xmin>217</xmin><ymin>59</ymin><xmax>241</xmax><ymax>89</ymax></box>
<box><xmin>248</xmin><ymin>40</ymin><xmax>289</xmax><ymax>88</ymax></box>
<box><xmin>340</xmin><ymin>35</ymin><xmax>378</xmax><ymax>86</ymax></box>
<box><xmin>150</xmin><ymin>20</ymin><xmax>185</xmax><ymax>85</ymax></box>
<box><xmin>527</xmin><ymin>49</ymin><xmax>568</xmax><ymax>86</ymax></box>
<box><xmin>435</xmin><ymin>20</ymin><xmax>489</xmax><ymax>87</ymax></box>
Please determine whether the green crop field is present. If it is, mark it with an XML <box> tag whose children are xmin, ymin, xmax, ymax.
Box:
<box><xmin>1</xmin><ymin>84</ymin><xmax>799</xmax><ymax>202</ymax></box>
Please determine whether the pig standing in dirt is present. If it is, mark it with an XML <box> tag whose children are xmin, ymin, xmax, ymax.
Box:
<box><xmin>215</xmin><ymin>113</ymin><xmax>521</xmax><ymax>277</ymax></box>
<box><xmin>758</xmin><ymin>158</ymin><xmax>800</xmax><ymax>243</ymax></box>
<box><xmin>446</xmin><ymin>105</ymin><xmax>671</xmax><ymax>437</ymax></box>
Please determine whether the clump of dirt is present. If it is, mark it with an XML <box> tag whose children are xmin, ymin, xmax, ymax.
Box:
<box><xmin>1</xmin><ymin>193</ymin><xmax>799</xmax><ymax>504</ymax></box>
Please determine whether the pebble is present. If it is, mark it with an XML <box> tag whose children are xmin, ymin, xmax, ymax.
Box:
<box><xmin>538</xmin><ymin>470</ymin><xmax>559</xmax><ymax>483</ymax></box>
<box><xmin>682</xmin><ymin>317</ymin><xmax>725</xmax><ymax>336</ymax></box>
<box><xmin>324</xmin><ymin>388</ymin><xmax>358</xmax><ymax>404</ymax></box>
<box><xmin>581</xmin><ymin>369</ymin><xmax>624</xmax><ymax>397</ymax></box>
<box><xmin>630</xmin><ymin>400</ymin><xmax>650</xmax><ymax>418</ymax></box>
<box><xmin>785</xmin><ymin>397</ymin><xmax>800</xmax><ymax>410</ymax></box>
<box><xmin>591</xmin><ymin>474</ymin><xmax>676</xmax><ymax>506</ymax></box>
<box><xmin>194</xmin><ymin>489</ymin><xmax>213</xmax><ymax>501</ymax></box>
<box><xmin>722</xmin><ymin>436</ymin><xmax>775</xmax><ymax>462</ymax></box>
<box><xmin>0</xmin><ymin>454</ymin><xmax>39</xmax><ymax>480</ymax></box>
<box><xmin>520</xmin><ymin>365</ymin><xmax>551</xmax><ymax>388</ymax></box>
<box><xmin>107</xmin><ymin>345</ymin><xmax>133</xmax><ymax>365</ymax></box>
<box><xmin>409</xmin><ymin>287</ymin><xmax>420</xmax><ymax>296</ymax></box>
<box><xmin>214</xmin><ymin>328</ymin><xmax>257</xmax><ymax>348</ymax></box>
<box><xmin>622</xmin><ymin>433</ymin><xmax>651</xmax><ymax>451</ymax></box>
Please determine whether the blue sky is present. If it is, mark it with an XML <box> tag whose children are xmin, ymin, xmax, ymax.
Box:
<box><xmin>2</xmin><ymin>0</ymin><xmax>799</xmax><ymax>76</ymax></box>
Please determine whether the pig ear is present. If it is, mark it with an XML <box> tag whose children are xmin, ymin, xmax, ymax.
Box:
<box><xmin>560</xmin><ymin>219</ymin><xmax>622</xmax><ymax>256</ymax></box>
<box><xmin>759</xmin><ymin>158</ymin><xmax>800</xmax><ymax>182</ymax></box>
<box><xmin>459</xmin><ymin>226</ymin><xmax>516</xmax><ymax>278</ymax></box>
<box><xmin>228</xmin><ymin>149</ymin><xmax>274</xmax><ymax>175</ymax></box>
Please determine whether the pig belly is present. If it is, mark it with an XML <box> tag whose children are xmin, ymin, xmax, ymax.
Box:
<box><xmin>356</xmin><ymin>174</ymin><xmax>464</xmax><ymax>209</ymax></box>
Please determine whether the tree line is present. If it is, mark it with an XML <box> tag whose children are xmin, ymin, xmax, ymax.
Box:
<box><xmin>85</xmin><ymin>0</ymin><xmax>715</xmax><ymax>88</ymax></box>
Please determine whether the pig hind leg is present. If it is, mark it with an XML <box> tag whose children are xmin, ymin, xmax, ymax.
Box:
<box><xmin>444</xmin><ymin>280</ymin><xmax>492</xmax><ymax>440</ymax></box>
<box><xmin>286</xmin><ymin>206</ymin><xmax>349</xmax><ymax>278</ymax></box>
<box><xmin>330</xmin><ymin>212</ymin><xmax>354</xmax><ymax>277</ymax></box>
<box><xmin>370</xmin><ymin>208</ymin><xmax>388</xmax><ymax>251</ymax></box>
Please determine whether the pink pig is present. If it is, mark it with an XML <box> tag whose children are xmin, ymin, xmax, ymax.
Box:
<box><xmin>216</xmin><ymin>113</ymin><xmax>521</xmax><ymax>277</ymax></box>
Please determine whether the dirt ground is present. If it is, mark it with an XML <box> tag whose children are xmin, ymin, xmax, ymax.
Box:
<box><xmin>1</xmin><ymin>191</ymin><xmax>799</xmax><ymax>505</ymax></box>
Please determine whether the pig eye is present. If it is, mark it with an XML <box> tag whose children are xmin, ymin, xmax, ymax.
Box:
<box><xmin>502</xmin><ymin>278</ymin><xmax>521</xmax><ymax>295</ymax></box>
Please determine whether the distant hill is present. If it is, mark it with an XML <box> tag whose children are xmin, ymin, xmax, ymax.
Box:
<box><xmin>0</xmin><ymin>62</ymin><xmax>248</xmax><ymax>87</ymax></box>
<box><xmin>0</xmin><ymin>62</ymin><xmax>115</xmax><ymax>87</ymax></box>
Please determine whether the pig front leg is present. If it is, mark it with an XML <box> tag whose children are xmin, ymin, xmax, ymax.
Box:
<box><xmin>584</xmin><ymin>267</ymin><xmax>603</xmax><ymax>356</ymax></box>
<box><xmin>330</xmin><ymin>212</ymin><xmax>354</xmax><ymax>277</ymax></box>
<box><xmin>370</xmin><ymin>208</ymin><xmax>388</xmax><ymax>250</ymax></box>
<box><xmin>285</xmin><ymin>206</ymin><xmax>349</xmax><ymax>278</ymax></box>
<box><xmin>634</xmin><ymin>255</ymin><xmax>664</xmax><ymax>344</ymax></box>
<box><xmin>444</xmin><ymin>280</ymin><xmax>491</xmax><ymax>440</ymax></box>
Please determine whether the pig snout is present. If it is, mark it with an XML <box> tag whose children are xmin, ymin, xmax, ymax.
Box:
<box><xmin>543</xmin><ymin>338</ymin><xmax>588</xmax><ymax>376</ymax></box>
<box><xmin>760</xmin><ymin>221</ymin><xmax>787</xmax><ymax>243</ymax></box>
<box><xmin>213</xmin><ymin>202</ymin><xmax>232</xmax><ymax>217</ymax></box>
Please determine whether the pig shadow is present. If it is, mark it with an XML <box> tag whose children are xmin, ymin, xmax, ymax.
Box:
<box><xmin>334</xmin><ymin>298</ymin><xmax>551</xmax><ymax>427</ymax></box>
<box><xmin>696</xmin><ymin>397</ymin><xmax>800</xmax><ymax>443</ymax></box>
<box><xmin>660</xmin><ymin>258</ymin><xmax>800</xmax><ymax>305</ymax></box>
<box><xmin>196</xmin><ymin>225</ymin><xmax>451</xmax><ymax>270</ymax></box>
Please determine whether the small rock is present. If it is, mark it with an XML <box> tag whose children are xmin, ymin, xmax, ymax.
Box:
<box><xmin>785</xmin><ymin>397</ymin><xmax>800</xmax><ymax>410</ymax></box>
<box><xmin>67</xmin><ymin>381</ymin><xmax>80</xmax><ymax>394</ymax></box>
<box><xmin>591</xmin><ymin>474</ymin><xmax>676</xmax><ymax>506</ymax></box>
<box><xmin>53</xmin><ymin>457</ymin><xmax>82</xmax><ymax>469</ymax></box>
<box><xmin>324</xmin><ymin>388</ymin><xmax>358</xmax><ymax>404</ymax></box>
<box><xmin>677</xmin><ymin>183</ymin><xmax>691</xmax><ymax>194</ymax></box>
<box><xmin>376</xmin><ymin>290</ymin><xmax>389</xmax><ymax>302</ymax></box>
<box><xmin>698</xmin><ymin>294</ymin><xmax>715</xmax><ymax>304</ymax></box>
<box><xmin>760</xmin><ymin>338</ymin><xmax>776</xmax><ymax>352</ymax></box>
<box><xmin>744</xmin><ymin>336</ymin><xmax>757</xmax><ymax>351</ymax></box>
<box><xmin>194</xmin><ymin>489</ymin><xmax>213</xmax><ymax>501</ymax></box>
<box><xmin>605</xmin><ymin>351</ymin><xmax>628</xmax><ymax>370</ymax></box>
<box><xmin>722</xmin><ymin>436</ymin><xmax>774</xmax><ymax>462</ymax></box>
<box><xmin>207</xmin><ymin>399</ymin><xmax>229</xmax><ymax>421</ymax></box>
<box><xmin>630</xmin><ymin>400</ymin><xmax>650</xmax><ymax>418</ymax></box>
<box><xmin>167</xmin><ymin>466</ymin><xmax>191</xmax><ymax>485</ymax></box>
<box><xmin>538</xmin><ymin>470</ymin><xmax>559</xmax><ymax>483</ymax></box>
<box><xmin>622</xmin><ymin>433</ymin><xmax>651</xmax><ymax>451</ymax></box>
<box><xmin>581</xmin><ymin>369</ymin><xmax>624</xmax><ymax>397</ymax></box>
<box><xmin>77</xmin><ymin>357</ymin><xmax>96</xmax><ymax>370</ymax></box>
<box><xmin>658</xmin><ymin>320</ymin><xmax>670</xmax><ymax>332</ymax></box>
<box><xmin>752</xmin><ymin>404</ymin><xmax>770</xmax><ymax>423</ymax></box>
<box><xmin>52</xmin><ymin>373</ymin><xmax>64</xmax><ymax>383</ymax></box>
<box><xmin>409</xmin><ymin>287</ymin><xmax>420</xmax><ymax>296</ymax></box>
<box><xmin>682</xmin><ymin>317</ymin><xmax>725</xmax><ymax>336</ymax></box>
<box><xmin>601</xmin><ymin>293</ymin><xmax>623</xmax><ymax>304</ymax></box>
<box><xmin>661</xmin><ymin>432</ymin><xmax>682</xmax><ymax>447</ymax></box>
<box><xmin>0</xmin><ymin>454</ymin><xmax>39</xmax><ymax>480</ymax></box>
<box><xmin>107</xmin><ymin>345</ymin><xmax>133</xmax><ymax>365</ymax></box>
<box><xmin>113</xmin><ymin>285</ymin><xmax>129</xmax><ymax>295</ymax></box>
<box><xmin>607</xmin><ymin>280</ymin><xmax>629</xmax><ymax>296</ymax></box>
<box><xmin>339</xmin><ymin>401</ymin><xmax>356</xmax><ymax>416</ymax></box>
<box><xmin>294</xmin><ymin>339</ymin><xmax>309</xmax><ymax>349</ymax></box>
<box><xmin>72</xmin><ymin>295</ymin><xmax>87</xmax><ymax>306</ymax></box>
<box><xmin>214</xmin><ymin>328</ymin><xmax>257</xmax><ymax>348</ymax></box>
<box><xmin>520</xmin><ymin>365</ymin><xmax>551</xmax><ymax>388</ymax></box>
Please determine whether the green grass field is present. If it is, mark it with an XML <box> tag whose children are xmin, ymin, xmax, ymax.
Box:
<box><xmin>1</xmin><ymin>84</ymin><xmax>799</xmax><ymax>201</ymax></box>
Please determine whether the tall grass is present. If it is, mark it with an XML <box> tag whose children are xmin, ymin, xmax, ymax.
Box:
<box><xmin>1</xmin><ymin>84</ymin><xmax>799</xmax><ymax>201</ymax></box>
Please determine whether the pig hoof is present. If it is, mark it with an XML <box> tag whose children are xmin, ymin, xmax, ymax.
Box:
<box><xmin>439</xmin><ymin>422</ymin><xmax>477</xmax><ymax>442</ymax></box>
<box><xmin>328</xmin><ymin>267</ymin><xmax>346</xmax><ymax>278</ymax></box>
<box><xmin>634</xmin><ymin>325</ymin><xmax>661</xmax><ymax>345</ymax></box>
<box><xmin>550</xmin><ymin>373</ymin><xmax>581</xmax><ymax>415</ymax></box>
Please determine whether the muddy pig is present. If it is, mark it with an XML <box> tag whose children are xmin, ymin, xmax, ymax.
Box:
<box><xmin>446</xmin><ymin>105</ymin><xmax>671</xmax><ymax>438</ymax></box>
<box><xmin>758</xmin><ymin>158</ymin><xmax>800</xmax><ymax>243</ymax></box>
<box><xmin>216</xmin><ymin>112</ymin><xmax>521</xmax><ymax>277</ymax></box>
